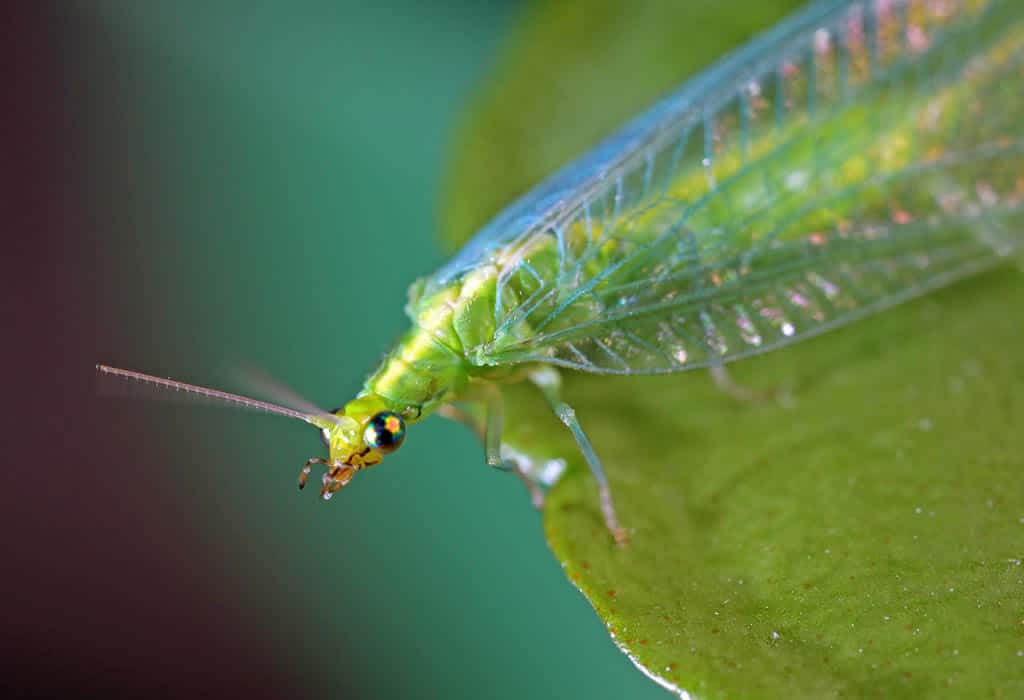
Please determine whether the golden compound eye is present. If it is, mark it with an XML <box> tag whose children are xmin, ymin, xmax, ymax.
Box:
<box><xmin>363</xmin><ymin>411</ymin><xmax>406</xmax><ymax>453</ymax></box>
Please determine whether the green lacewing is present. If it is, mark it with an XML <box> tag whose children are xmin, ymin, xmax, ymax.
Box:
<box><xmin>99</xmin><ymin>0</ymin><xmax>1024</xmax><ymax>543</ymax></box>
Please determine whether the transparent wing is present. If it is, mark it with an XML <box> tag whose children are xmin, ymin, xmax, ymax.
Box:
<box><xmin>476</xmin><ymin>209</ymin><xmax>1021</xmax><ymax>374</ymax></box>
<box><xmin>426</xmin><ymin>0</ymin><xmax>859</xmax><ymax>291</ymax></box>
<box><xmin>444</xmin><ymin>0</ymin><xmax>1024</xmax><ymax>374</ymax></box>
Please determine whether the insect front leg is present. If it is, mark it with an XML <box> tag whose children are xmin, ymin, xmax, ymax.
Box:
<box><xmin>298</xmin><ymin>457</ymin><xmax>356</xmax><ymax>500</ymax></box>
<box><xmin>480</xmin><ymin>384</ymin><xmax>546</xmax><ymax>508</ymax></box>
<box><xmin>438</xmin><ymin>389</ymin><xmax>545</xmax><ymax>508</ymax></box>
<box><xmin>298</xmin><ymin>457</ymin><xmax>331</xmax><ymax>490</ymax></box>
<box><xmin>527</xmin><ymin>366</ymin><xmax>628</xmax><ymax>545</ymax></box>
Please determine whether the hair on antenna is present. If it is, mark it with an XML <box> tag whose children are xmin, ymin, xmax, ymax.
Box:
<box><xmin>96</xmin><ymin>364</ymin><xmax>338</xmax><ymax>424</ymax></box>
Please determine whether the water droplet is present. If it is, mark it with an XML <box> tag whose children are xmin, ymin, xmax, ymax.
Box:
<box><xmin>814</xmin><ymin>28</ymin><xmax>831</xmax><ymax>53</ymax></box>
<box><xmin>538</xmin><ymin>457</ymin><xmax>566</xmax><ymax>487</ymax></box>
<box><xmin>807</xmin><ymin>272</ymin><xmax>839</xmax><ymax>300</ymax></box>
<box><xmin>785</xmin><ymin>170</ymin><xmax>808</xmax><ymax>190</ymax></box>
<box><xmin>907</xmin><ymin>24</ymin><xmax>929</xmax><ymax>52</ymax></box>
<box><xmin>976</xmin><ymin>181</ymin><xmax>998</xmax><ymax>206</ymax></box>
<box><xmin>784</xmin><ymin>285</ymin><xmax>824</xmax><ymax>320</ymax></box>
<box><xmin>734</xmin><ymin>306</ymin><xmax>762</xmax><ymax>347</ymax></box>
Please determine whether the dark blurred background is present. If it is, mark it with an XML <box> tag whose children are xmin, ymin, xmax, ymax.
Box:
<box><xmin>5</xmin><ymin>2</ymin><xmax>670</xmax><ymax>698</ymax></box>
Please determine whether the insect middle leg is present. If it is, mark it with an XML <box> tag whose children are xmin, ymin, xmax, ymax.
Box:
<box><xmin>527</xmin><ymin>366</ymin><xmax>628</xmax><ymax>544</ymax></box>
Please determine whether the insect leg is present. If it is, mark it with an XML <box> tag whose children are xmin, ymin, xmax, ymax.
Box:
<box><xmin>437</xmin><ymin>398</ymin><xmax>498</xmax><ymax>460</ymax></box>
<box><xmin>298</xmin><ymin>457</ymin><xmax>331</xmax><ymax>490</ymax></box>
<box><xmin>710</xmin><ymin>363</ymin><xmax>766</xmax><ymax>402</ymax></box>
<box><xmin>481</xmin><ymin>385</ymin><xmax>547</xmax><ymax>507</ymax></box>
<box><xmin>507</xmin><ymin>458</ymin><xmax>546</xmax><ymax>509</ymax></box>
<box><xmin>439</xmin><ymin>392</ymin><xmax>545</xmax><ymax>508</ymax></box>
<box><xmin>481</xmin><ymin>385</ymin><xmax>506</xmax><ymax>468</ymax></box>
<box><xmin>527</xmin><ymin>366</ymin><xmax>627</xmax><ymax>544</ymax></box>
<box><xmin>437</xmin><ymin>402</ymin><xmax>484</xmax><ymax>439</ymax></box>
<box><xmin>709</xmin><ymin>363</ymin><xmax>792</xmax><ymax>405</ymax></box>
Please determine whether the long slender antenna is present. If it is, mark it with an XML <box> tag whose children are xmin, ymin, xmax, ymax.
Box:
<box><xmin>96</xmin><ymin>364</ymin><xmax>334</xmax><ymax>424</ymax></box>
<box><xmin>231</xmin><ymin>362</ymin><xmax>332</xmax><ymax>419</ymax></box>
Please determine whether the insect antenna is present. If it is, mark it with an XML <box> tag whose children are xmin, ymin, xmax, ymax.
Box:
<box><xmin>230</xmin><ymin>362</ymin><xmax>333</xmax><ymax>421</ymax></box>
<box><xmin>96</xmin><ymin>364</ymin><xmax>338</xmax><ymax>425</ymax></box>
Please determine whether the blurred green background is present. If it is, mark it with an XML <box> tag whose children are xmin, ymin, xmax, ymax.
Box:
<box><xmin>67</xmin><ymin>1</ymin><xmax>672</xmax><ymax>698</ymax></box>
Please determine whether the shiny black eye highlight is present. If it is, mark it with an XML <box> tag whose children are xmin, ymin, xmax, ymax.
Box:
<box><xmin>363</xmin><ymin>411</ymin><xmax>406</xmax><ymax>453</ymax></box>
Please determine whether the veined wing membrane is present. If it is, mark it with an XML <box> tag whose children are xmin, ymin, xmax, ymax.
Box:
<box><xmin>466</xmin><ymin>1</ymin><xmax>1024</xmax><ymax>374</ymax></box>
<box><xmin>477</xmin><ymin>207</ymin><xmax>1021</xmax><ymax>374</ymax></box>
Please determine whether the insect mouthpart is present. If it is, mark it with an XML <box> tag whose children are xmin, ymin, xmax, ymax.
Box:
<box><xmin>319</xmin><ymin>464</ymin><xmax>357</xmax><ymax>500</ymax></box>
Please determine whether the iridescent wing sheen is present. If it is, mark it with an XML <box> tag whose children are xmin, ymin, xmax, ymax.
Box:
<box><xmin>431</xmin><ymin>0</ymin><xmax>1024</xmax><ymax>374</ymax></box>
<box><xmin>426</xmin><ymin>0</ymin><xmax>859</xmax><ymax>291</ymax></box>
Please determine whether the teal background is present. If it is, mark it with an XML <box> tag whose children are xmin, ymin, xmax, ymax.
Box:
<box><xmin>70</xmin><ymin>2</ymin><xmax>669</xmax><ymax>698</ymax></box>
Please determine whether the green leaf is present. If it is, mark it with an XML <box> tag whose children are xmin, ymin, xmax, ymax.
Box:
<box><xmin>441</xmin><ymin>1</ymin><xmax>1024</xmax><ymax>698</ymax></box>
